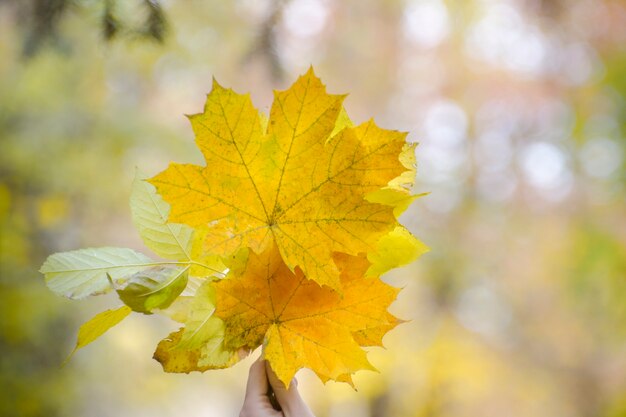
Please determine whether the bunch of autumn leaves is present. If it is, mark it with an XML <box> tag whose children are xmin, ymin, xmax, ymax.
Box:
<box><xmin>41</xmin><ymin>69</ymin><xmax>427</xmax><ymax>387</ymax></box>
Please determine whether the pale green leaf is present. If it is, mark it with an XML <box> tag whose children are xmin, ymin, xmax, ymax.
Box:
<box><xmin>181</xmin><ymin>276</ymin><xmax>207</xmax><ymax>296</ymax></box>
<box><xmin>40</xmin><ymin>247</ymin><xmax>155</xmax><ymax>299</ymax></box>
<box><xmin>177</xmin><ymin>281</ymin><xmax>221</xmax><ymax>349</ymax></box>
<box><xmin>187</xmin><ymin>227</ymin><xmax>227</xmax><ymax>277</ymax></box>
<box><xmin>115</xmin><ymin>265</ymin><xmax>189</xmax><ymax>314</ymax></box>
<box><xmin>153</xmin><ymin>327</ymin><xmax>247</xmax><ymax>373</ymax></box>
<box><xmin>156</xmin><ymin>296</ymin><xmax>194</xmax><ymax>323</ymax></box>
<box><xmin>153</xmin><ymin>281</ymin><xmax>243</xmax><ymax>372</ymax></box>
<box><xmin>131</xmin><ymin>171</ymin><xmax>226</xmax><ymax>278</ymax></box>
<box><xmin>131</xmin><ymin>171</ymin><xmax>193</xmax><ymax>261</ymax></box>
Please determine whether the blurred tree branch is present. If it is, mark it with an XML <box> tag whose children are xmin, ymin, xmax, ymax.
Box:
<box><xmin>0</xmin><ymin>0</ymin><xmax>168</xmax><ymax>56</ymax></box>
<box><xmin>1</xmin><ymin>0</ymin><xmax>290</xmax><ymax>80</ymax></box>
<box><xmin>242</xmin><ymin>0</ymin><xmax>290</xmax><ymax>81</ymax></box>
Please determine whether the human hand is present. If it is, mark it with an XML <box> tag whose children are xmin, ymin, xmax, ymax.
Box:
<box><xmin>239</xmin><ymin>359</ymin><xmax>316</xmax><ymax>417</ymax></box>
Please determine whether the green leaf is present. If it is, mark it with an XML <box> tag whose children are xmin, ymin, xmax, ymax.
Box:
<box><xmin>177</xmin><ymin>280</ymin><xmax>237</xmax><ymax>366</ymax></box>
<box><xmin>177</xmin><ymin>281</ymin><xmax>220</xmax><ymax>349</ymax></box>
<box><xmin>115</xmin><ymin>265</ymin><xmax>189</xmax><ymax>314</ymax></box>
<box><xmin>131</xmin><ymin>170</ymin><xmax>193</xmax><ymax>261</ymax></box>
<box><xmin>156</xmin><ymin>296</ymin><xmax>194</xmax><ymax>323</ymax></box>
<box><xmin>186</xmin><ymin>227</ymin><xmax>227</xmax><ymax>277</ymax></box>
<box><xmin>182</xmin><ymin>276</ymin><xmax>207</xmax><ymax>296</ymax></box>
<box><xmin>65</xmin><ymin>306</ymin><xmax>132</xmax><ymax>363</ymax></box>
<box><xmin>153</xmin><ymin>327</ymin><xmax>246</xmax><ymax>373</ymax></box>
<box><xmin>153</xmin><ymin>281</ymin><xmax>244</xmax><ymax>372</ymax></box>
<box><xmin>131</xmin><ymin>170</ymin><xmax>227</xmax><ymax>278</ymax></box>
<box><xmin>40</xmin><ymin>247</ymin><xmax>155</xmax><ymax>299</ymax></box>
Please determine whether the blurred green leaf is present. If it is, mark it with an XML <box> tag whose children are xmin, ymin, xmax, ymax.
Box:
<box><xmin>115</xmin><ymin>265</ymin><xmax>188</xmax><ymax>314</ymax></box>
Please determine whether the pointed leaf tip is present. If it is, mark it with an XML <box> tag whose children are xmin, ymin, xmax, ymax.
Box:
<box><xmin>211</xmin><ymin>76</ymin><xmax>221</xmax><ymax>90</ymax></box>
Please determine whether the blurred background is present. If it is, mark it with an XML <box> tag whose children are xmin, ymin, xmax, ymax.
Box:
<box><xmin>1</xmin><ymin>0</ymin><xmax>625</xmax><ymax>416</ymax></box>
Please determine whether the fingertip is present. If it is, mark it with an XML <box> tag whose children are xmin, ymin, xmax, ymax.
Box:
<box><xmin>250</xmin><ymin>357</ymin><xmax>266</xmax><ymax>374</ymax></box>
<box><xmin>245</xmin><ymin>358</ymin><xmax>268</xmax><ymax>399</ymax></box>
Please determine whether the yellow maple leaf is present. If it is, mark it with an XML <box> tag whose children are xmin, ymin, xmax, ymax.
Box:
<box><xmin>150</xmin><ymin>68</ymin><xmax>412</xmax><ymax>290</ymax></box>
<box><xmin>211</xmin><ymin>243</ymin><xmax>401</xmax><ymax>386</ymax></box>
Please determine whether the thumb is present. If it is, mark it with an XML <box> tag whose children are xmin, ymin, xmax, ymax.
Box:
<box><xmin>265</xmin><ymin>362</ymin><xmax>314</xmax><ymax>417</ymax></box>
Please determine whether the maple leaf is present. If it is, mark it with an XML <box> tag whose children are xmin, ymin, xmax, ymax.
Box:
<box><xmin>208</xmin><ymin>244</ymin><xmax>401</xmax><ymax>386</ymax></box>
<box><xmin>40</xmin><ymin>68</ymin><xmax>427</xmax><ymax>388</ymax></box>
<box><xmin>151</xmin><ymin>244</ymin><xmax>402</xmax><ymax>385</ymax></box>
<box><xmin>150</xmin><ymin>68</ymin><xmax>412</xmax><ymax>290</ymax></box>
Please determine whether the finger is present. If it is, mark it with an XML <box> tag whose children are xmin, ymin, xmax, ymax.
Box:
<box><xmin>244</xmin><ymin>358</ymin><xmax>269</xmax><ymax>401</ymax></box>
<box><xmin>266</xmin><ymin>362</ymin><xmax>309</xmax><ymax>415</ymax></box>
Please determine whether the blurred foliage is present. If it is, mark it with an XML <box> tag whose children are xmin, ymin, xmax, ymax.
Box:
<box><xmin>1</xmin><ymin>0</ymin><xmax>168</xmax><ymax>56</ymax></box>
<box><xmin>1</xmin><ymin>0</ymin><xmax>625</xmax><ymax>416</ymax></box>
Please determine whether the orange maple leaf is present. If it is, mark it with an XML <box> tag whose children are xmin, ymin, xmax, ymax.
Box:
<box><xmin>211</xmin><ymin>244</ymin><xmax>402</xmax><ymax>386</ymax></box>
